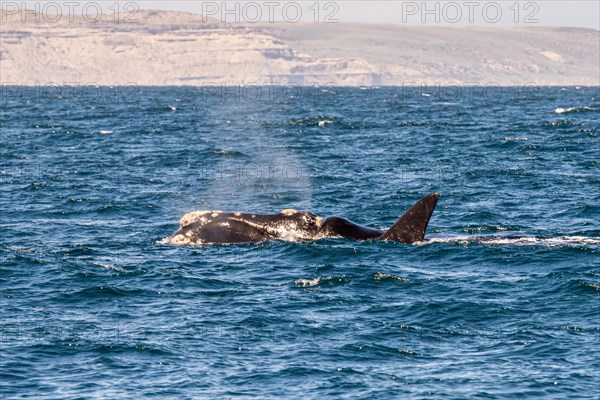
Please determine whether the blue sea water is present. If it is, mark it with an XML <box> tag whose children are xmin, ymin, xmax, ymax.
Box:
<box><xmin>0</xmin><ymin>85</ymin><xmax>599</xmax><ymax>399</ymax></box>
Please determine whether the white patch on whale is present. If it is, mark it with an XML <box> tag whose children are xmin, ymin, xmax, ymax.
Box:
<box><xmin>180</xmin><ymin>210</ymin><xmax>225</xmax><ymax>227</ymax></box>
<box><xmin>169</xmin><ymin>233</ymin><xmax>196</xmax><ymax>245</ymax></box>
<box><xmin>180</xmin><ymin>211</ymin><xmax>211</xmax><ymax>227</ymax></box>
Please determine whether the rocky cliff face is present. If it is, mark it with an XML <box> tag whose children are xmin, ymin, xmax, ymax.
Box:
<box><xmin>1</xmin><ymin>10</ymin><xmax>598</xmax><ymax>86</ymax></box>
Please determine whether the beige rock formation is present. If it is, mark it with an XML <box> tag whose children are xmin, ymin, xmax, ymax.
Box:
<box><xmin>1</xmin><ymin>9</ymin><xmax>598</xmax><ymax>86</ymax></box>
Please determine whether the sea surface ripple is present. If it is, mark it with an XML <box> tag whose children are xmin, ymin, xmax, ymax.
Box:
<box><xmin>1</xmin><ymin>86</ymin><xmax>599</xmax><ymax>399</ymax></box>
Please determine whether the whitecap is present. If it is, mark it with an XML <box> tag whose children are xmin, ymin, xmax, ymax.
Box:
<box><xmin>373</xmin><ymin>272</ymin><xmax>411</xmax><ymax>282</ymax></box>
<box><xmin>425</xmin><ymin>235</ymin><xmax>600</xmax><ymax>247</ymax></box>
<box><xmin>91</xmin><ymin>261</ymin><xmax>126</xmax><ymax>272</ymax></box>
<box><xmin>554</xmin><ymin>106</ymin><xmax>597</xmax><ymax>114</ymax></box>
<box><xmin>294</xmin><ymin>277</ymin><xmax>322</xmax><ymax>287</ymax></box>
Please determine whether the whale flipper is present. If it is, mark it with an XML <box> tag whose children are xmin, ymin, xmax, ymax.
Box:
<box><xmin>378</xmin><ymin>192</ymin><xmax>440</xmax><ymax>244</ymax></box>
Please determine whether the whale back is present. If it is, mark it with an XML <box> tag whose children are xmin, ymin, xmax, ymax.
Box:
<box><xmin>168</xmin><ymin>210</ymin><xmax>322</xmax><ymax>245</ymax></box>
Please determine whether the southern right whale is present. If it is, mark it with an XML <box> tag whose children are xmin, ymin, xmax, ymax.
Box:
<box><xmin>162</xmin><ymin>193</ymin><xmax>440</xmax><ymax>246</ymax></box>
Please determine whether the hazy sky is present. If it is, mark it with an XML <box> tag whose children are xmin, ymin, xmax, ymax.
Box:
<box><xmin>136</xmin><ymin>1</ymin><xmax>599</xmax><ymax>28</ymax></box>
<box><xmin>13</xmin><ymin>1</ymin><xmax>600</xmax><ymax>29</ymax></box>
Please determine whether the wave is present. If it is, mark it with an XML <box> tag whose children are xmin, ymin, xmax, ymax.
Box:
<box><xmin>294</xmin><ymin>275</ymin><xmax>349</xmax><ymax>287</ymax></box>
<box><xmin>554</xmin><ymin>106</ymin><xmax>598</xmax><ymax>114</ymax></box>
<box><xmin>373</xmin><ymin>272</ymin><xmax>412</xmax><ymax>282</ymax></box>
<box><xmin>289</xmin><ymin>115</ymin><xmax>342</xmax><ymax>127</ymax></box>
<box><xmin>580</xmin><ymin>281</ymin><xmax>600</xmax><ymax>291</ymax></box>
<box><xmin>157</xmin><ymin>234</ymin><xmax>599</xmax><ymax>248</ymax></box>
<box><xmin>423</xmin><ymin>235</ymin><xmax>600</xmax><ymax>247</ymax></box>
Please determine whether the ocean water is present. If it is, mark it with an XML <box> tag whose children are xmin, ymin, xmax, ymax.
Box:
<box><xmin>1</xmin><ymin>85</ymin><xmax>598</xmax><ymax>399</ymax></box>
